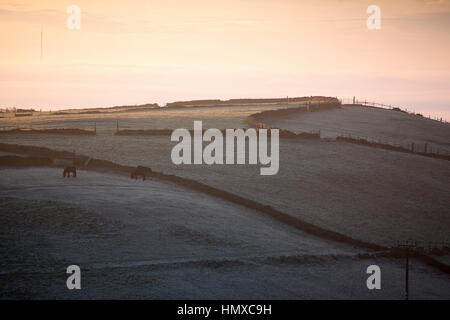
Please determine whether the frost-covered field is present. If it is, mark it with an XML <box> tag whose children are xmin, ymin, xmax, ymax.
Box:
<box><xmin>0</xmin><ymin>168</ymin><xmax>352</xmax><ymax>260</ymax></box>
<box><xmin>264</xmin><ymin>105</ymin><xmax>450</xmax><ymax>154</ymax></box>
<box><xmin>1</xmin><ymin>133</ymin><xmax>448</xmax><ymax>246</ymax></box>
<box><xmin>0</xmin><ymin>104</ymin><xmax>294</xmax><ymax>133</ymax></box>
<box><xmin>140</xmin><ymin>138</ymin><xmax>450</xmax><ymax>247</ymax></box>
<box><xmin>1</xmin><ymin>104</ymin><xmax>449</xmax><ymax>299</ymax></box>
<box><xmin>0</xmin><ymin>168</ymin><xmax>448</xmax><ymax>299</ymax></box>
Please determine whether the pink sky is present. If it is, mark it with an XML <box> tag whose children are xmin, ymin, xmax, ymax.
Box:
<box><xmin>0</xmin><ymin>0</ymin><xmax>449</xmax><ymax>119</ymax></box>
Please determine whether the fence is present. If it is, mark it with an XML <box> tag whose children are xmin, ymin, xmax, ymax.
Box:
<box><xmin>339</xmin><ymin>97</ymin><xmax>449</xmax><ymax>124</ymax></box>
<box><xmin>396</xmin><ymin>240</ymin><xmax>449</xmax><ymax>254</ymax></box>
<box><xmin>336</xmin><ymin>135</ymin><xmax>450</xmax><ymax>159</ymax></box>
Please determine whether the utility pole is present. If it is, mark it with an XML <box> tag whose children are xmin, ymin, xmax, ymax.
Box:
<box><xmin>395</xmin><ymin>240</ymin><xmax>449</xmax><ymax>300</ymax></box>
<box><xmin>397</xmin><ymin>240</ymin><xmax>416</xmax><ymax>300</ymax></box>
<box><xmin>405</xmin><ymin>248</ymin><xmax>409</xmax><ymax>300</ymax></box>
<box><xmin>40</xmin><ymin>25</ymin><xmax>43</xmax><ymax>61</ymax></box>
<box><xmin>397</xmin><ymin>240</ymin><xmax>417</xmax><ymax>300</ymax></box>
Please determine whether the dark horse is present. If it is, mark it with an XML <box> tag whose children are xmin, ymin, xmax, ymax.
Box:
<box><xmin>63</xmin><ymin>166</ymin><xmax>77</xmax><ymax>177</ymax></box>
<box><xmin>131</xmin><ymin>166</ymin><xmax>152</xmax><ymax>181</ymax></box>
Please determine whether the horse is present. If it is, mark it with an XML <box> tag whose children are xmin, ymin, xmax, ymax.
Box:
<box><xmin>131</xmin><ymin>166</ymin><xmax>152</xmax><ymax>181</ymax></box>
<box><xmin>63</xmin><ymin>166</ymin><xmax>77</xmax><ymax>177</ymax></box>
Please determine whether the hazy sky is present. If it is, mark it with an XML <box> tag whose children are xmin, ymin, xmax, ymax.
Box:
<box><xmin>0</xmin><ymin>0</ymin><xmax>449</xmax><ymax>118</ymax></box>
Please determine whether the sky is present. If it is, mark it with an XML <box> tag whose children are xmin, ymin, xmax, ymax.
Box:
<box><xmin>0</xmin><ymin>0</ymin><xmax>449</xmax><ymax>119</ymax></box>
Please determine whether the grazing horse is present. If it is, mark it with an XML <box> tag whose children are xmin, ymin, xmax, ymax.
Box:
<box><xmin>63</xmin><ymin>166</ymin><xmax>77</xmax><ymax>178</ymax></box>
<box><xmin>131</xmin><ymin>166</ymin><xmax>152</xmax><ymax>181</ymax></box>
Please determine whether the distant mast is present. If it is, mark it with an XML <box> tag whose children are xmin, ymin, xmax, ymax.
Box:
<box><xmin>40</xmin><ymin>25</ymin><xmax>43</xmax><ymax>61</ymax></box>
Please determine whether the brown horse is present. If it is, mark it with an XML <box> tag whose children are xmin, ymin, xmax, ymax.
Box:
<box><xmin>131</xmin><ymin>166</ymin><xmax>152</xmax><ymax>181</ymax></box>
<box><xmin>63</xmin><ymin>166</ymin><xmax>77</xmax><ymax>177</ymax></box>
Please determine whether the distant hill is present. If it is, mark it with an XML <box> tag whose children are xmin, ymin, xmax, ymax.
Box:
<box><xmin>166</xmin><ymin>96</ymin><xmax>338</xmax><ymax>108</ymax></box>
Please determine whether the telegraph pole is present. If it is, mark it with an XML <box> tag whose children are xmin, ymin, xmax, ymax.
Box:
<box><xmin>40</xmin><ymin>25</ymin><xmax>43</xmax><ymax>61</ymax></box>
<box><xmin>405</xmin><ymin>248</ymin><xmax>409</xmax><ymax>300</ymax></box>
<box><xmin>397</xmin><ymin>240</ymin><xmax>416</xmax><ymax>300</ymax></box>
